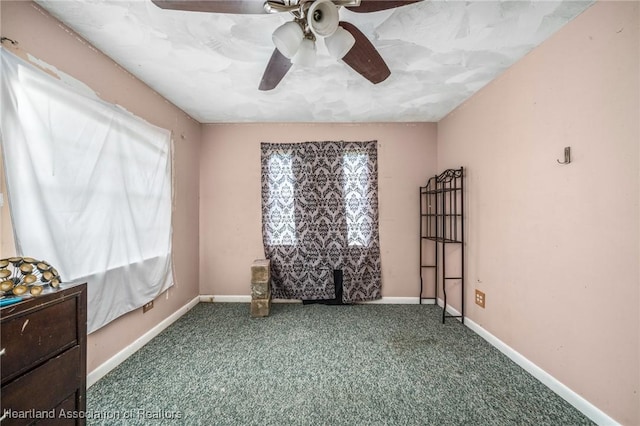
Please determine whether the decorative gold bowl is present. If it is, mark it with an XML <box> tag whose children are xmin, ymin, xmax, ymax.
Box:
<box><xmin>0</xmin><ymin>257</ymin><xmax>61</xmax><ymax>297</ymax></box>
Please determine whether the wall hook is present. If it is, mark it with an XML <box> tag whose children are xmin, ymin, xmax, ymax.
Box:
<box><xmin>0</xmin><ymin>37</ymin><xmax>18</xmax><ymax>46</ymax></box>
<box><xmin>557</xmin><ymin>146</ymin><xmax>571</xmax><ymax>165</ymax></box>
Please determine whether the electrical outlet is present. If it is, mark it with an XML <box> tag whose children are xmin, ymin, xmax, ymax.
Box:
<box><xmin>143</xmin><ymin>301</ymin><xmax>154</xmax><ymax>313</ymax></box>
<box><xmin>475</xmin><ymin>290</ymin><xmax>485</xmax><ymax>308</ymax></box>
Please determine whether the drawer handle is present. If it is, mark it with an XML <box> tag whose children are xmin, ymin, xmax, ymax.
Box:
<box><xmin>0</xmin><ymin>348</ymin><xmax>5</xmax><ymax>356</ymax></box>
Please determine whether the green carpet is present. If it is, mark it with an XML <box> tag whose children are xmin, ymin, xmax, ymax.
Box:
<box><xmin>87</xmin><ymin>303</ymin><xmax>594</xmax><ymax>425</ymax></box>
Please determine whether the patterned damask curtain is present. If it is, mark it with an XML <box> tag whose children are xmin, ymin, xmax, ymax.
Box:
<box><xmin>261</xmin><ymin>141</ymin><xmax>381</xmax><ymax>302</ymax></box>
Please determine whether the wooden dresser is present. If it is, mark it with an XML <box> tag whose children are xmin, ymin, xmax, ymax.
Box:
<box><xmin>1</xmin><ymin>282</ymin><xmax>87</xmax><ymax>425</ymax></box>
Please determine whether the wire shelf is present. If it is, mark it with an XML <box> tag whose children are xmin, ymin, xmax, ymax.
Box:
<box><xmin>419</xmin><ymin>167</ymin><xmax>465</xmax><ymax>324</ymax></box>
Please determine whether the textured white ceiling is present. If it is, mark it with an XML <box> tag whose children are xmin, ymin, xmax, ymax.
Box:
<box><xmin>35</xmin><ymin>0</ymin><xmax>593</xmax><ymax>123</ymax></box>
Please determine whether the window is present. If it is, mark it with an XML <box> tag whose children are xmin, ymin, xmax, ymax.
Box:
<box><xmin>1</xmin><ymin>49</ymin><xmax>173</xmax><ymax>332</ymax></box>
<box><xmin>342</xmin><ymin>152</ymin><xmax>371</xmax><ymax>247</ymax></box>
<box><xmin>264</xmin><ymin>148</ymin><xmax>375</xmax><ymax>248</ymax></box>
<box><xmin>261</xmin><ymin>141</ymin><xmax>381</xmax><ymax>302</ymax></box>
<box><xmin>265</xmin><ymin>152</ymin><xmax>297</xmax><ymax>245</ymax></box>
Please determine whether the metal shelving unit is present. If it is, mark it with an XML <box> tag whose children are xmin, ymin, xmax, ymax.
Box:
<box><xmin>419</xmin><ymin>167</ymin><xmax>465</xmax><ymax>323</ymax></box>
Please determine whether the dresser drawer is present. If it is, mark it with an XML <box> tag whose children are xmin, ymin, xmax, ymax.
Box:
<box><xmin>1</xmin><ymin>297</ymin><xmax>78</xmax><ymax>382</ymax></box>
<box><xmin>1</xmin><ymin>345</ymin><xmax>81</xmax><ymax>426</ymax></box>
<box><xmin>29</xmin><ymin>392</ymin><xmax>79</xmax><ymax>426</ymax></box>
<box><xmin>40</xmin><ymin>393</ymin><xmax>79</xmax><ymax>425</ymax></box>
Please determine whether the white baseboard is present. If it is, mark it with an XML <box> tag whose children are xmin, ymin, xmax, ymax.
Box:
<box><xmin>464</xmin><ymin>318</ymin><xmax>619</xmax><ymax>426</ymax></box>
<box><xmin>87</xmin><ymin>296</ymin><xmax>200</xmax><ymax>388</ymax></box>
<box><xmin>436</xmin><ymin>297</ymin><xmax>463</xmax><ymax>320</ymax></box>
<box><xmin>359</xmin><ymin>297</ymin><xmax>433</xmax><ymax>304</ymax></box>
<box><xmin>200</xmin><ymin>295</ymin><xmax>302</xmax><ymax>304</ymax></box>
<box><xmin>199</xmin><ymin>295</ymin><xmax>250</xmax><ymax>303</ymax></box>
<box><xmin>201</xmin><ymin>295</ymin><xmax>436</xmax><ymax>305</ymax></box>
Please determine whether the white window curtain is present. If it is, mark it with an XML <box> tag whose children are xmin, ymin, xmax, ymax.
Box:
<box><xmin>0</xmin><ymin>48</ymin><xmax>173</xmax><ymax>333</ymax></box>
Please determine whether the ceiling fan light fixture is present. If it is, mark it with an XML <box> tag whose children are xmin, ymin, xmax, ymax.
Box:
<box><xmin>291</xmin><ymin>38</ymin><xmax>317</xmax><ymax>67</ymax></box>
<box><xmin>307</xmin><ymin>0</ymin><xmax>340</xmax><ymax>38</ymax></box>
<box><xmin>324</xmin><ymin>27</ymin><xmax>355</xmax><ymax>59</ymax></box>
<box><xmin>272</xmin><ymin>21</ymin><xmax>304</xmax><ymax>59</ymax></box>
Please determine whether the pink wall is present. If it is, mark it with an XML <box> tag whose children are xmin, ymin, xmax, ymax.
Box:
<box><xmin>0</xmin><ymin>1</ymin><xmax>202</xmax><ymax>373</ymax></box>
<box><xmin>199</xmin><ymin>123</ymin><xmax>437</xmax><ymax>299</ymax></box>
<box><xmin>437</xmin><ymin>2</ymin><xmax>639</xmax><ymax>424</ymax></box>
<box><xmin>2</xmin><ymin>1</ymin><xmax>637</xmax><ymax>423</ymax></box>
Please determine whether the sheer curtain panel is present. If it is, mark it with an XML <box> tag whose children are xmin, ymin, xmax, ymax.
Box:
<box><xmin>0</xmin><ymin>48</ymin><xmax>174</xmax><ymax>333</ymax></box>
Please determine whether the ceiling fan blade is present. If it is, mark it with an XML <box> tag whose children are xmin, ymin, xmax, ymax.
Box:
<box><xmin>259</xmin><ymin>49</ymin><xmax>293</xmax><ymax>91</ymax></box>
<box><xmin>346</xmin><ymin>0</ymin><xmax>421</xmax><ymax>13</ymax></box>
<box><xmin>150</xmin><ymin>0</ymin><xmax>268</xmax><ymax>14</ymax></box>
<box><xmin>339</xmin><ymin>21</ymin><xmax>390</xmax><ymax>84</ymax></box>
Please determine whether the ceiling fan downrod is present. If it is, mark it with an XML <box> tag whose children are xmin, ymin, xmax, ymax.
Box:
<box><xmin>263</xmin><ymin>0</ymin><xmax>361</xmax><ymax>14</ymax></box>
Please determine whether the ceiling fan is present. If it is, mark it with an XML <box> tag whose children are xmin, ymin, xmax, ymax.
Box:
<box><xmin>150</xmin><ymin>0</ymin><xmax>421</xmax><ymax>90</ymax></box>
